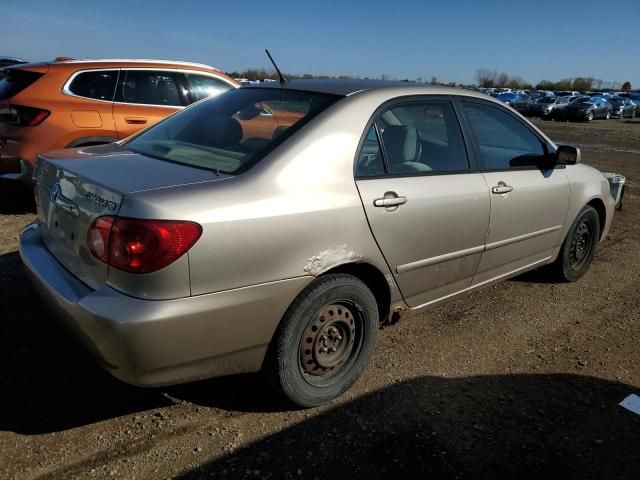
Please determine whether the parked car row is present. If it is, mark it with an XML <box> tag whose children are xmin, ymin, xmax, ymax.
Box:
<box><xmin>482</xmin><ymin>88</ymin><xmax>638</xmax><ymax>122</ymax></box>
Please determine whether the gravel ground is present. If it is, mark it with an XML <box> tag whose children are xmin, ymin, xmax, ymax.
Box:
<box><xmin>0</xmin><ymin>119</ymin><xmax>638</xmax><ymax>480</ymax></box>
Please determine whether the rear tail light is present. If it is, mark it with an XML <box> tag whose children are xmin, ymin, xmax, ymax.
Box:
<box><xmin>0</xmin><ymin>105</ymin><xmax>50</xmax><ymax>126</ymax></box>
<box><xmin>87</xmin><ymin>216</ymin><xmax>202</xmax><ymax>273</ymax></box>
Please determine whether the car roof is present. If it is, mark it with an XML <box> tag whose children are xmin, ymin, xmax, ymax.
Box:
<box><xmin>245</xmin><ymin>78</ymin><xmax>489</xmax><ymax>99</ymax></box>
<box><xmin>49</xmin><ymin>58</ymin><xmax>222</xmax><ymax>70</ymax></box>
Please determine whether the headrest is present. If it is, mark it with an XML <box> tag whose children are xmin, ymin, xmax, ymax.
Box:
<box><xmin>203</xmin><ymin>116</ymin><xmax>243</xmax><ymax>147</ymax></box>
<box><xmin>381</xmin><ymin>125</ymin><xmax>419</xmax><ymax>163</ymax></box>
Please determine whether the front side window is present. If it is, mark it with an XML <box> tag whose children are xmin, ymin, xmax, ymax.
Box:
<box><xmin>116</xmin><ymin>70</ymin><xmax>183</xmax><ymax>106</ymax></box>
<box><xmin>461</xmin><ymin>102</ymin><xmax>545</xmax><ymax>169</ymax></box>
<box><xmin>126</xmin><ymin>88</ymin><xmax>341</xmax><ymax>175</ymax></box>
<box><xmin>375</xmin><ymin>100</ymin><xmax>469</xmax><ymax>175</ymax></box>
<box><xmin>67</xmin><ymin>70</ymin><xmax>118</xmax><ymax>101</ymax></box>
<box><xmin>184</xmin><ymin>73</ymin><xmax>233</xmax><ymax>101</ymax></box>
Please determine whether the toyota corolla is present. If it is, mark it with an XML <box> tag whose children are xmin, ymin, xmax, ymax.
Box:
<box><xmin>20</xmin><ymin>80</ymin><xmax>616</xmax><ymax>406</ymax></box>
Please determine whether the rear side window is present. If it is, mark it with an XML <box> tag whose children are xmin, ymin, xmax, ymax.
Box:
<box><xmin>67</xmin><ymin>70</ymin><xmax>118</xmax><ymax>101</ymax></box>
<box><xmin>184</xmin><ymin>73</ymin><xmax>232</xmax><ymax>101</ymax></box>
<box><xmin>116</xmin><ymin>70</ymin><xmax>183</xmax><ymax>106</ymax></box>
<box><xmin>461</xmin><ymin>102</ymin><xmax>545</xmax><ymax>170</ymax></box>
<box><xmin>0</xmin><ymin>69</ymin><xmax>44</xmax><ymax>100</ymax></box>
<box><xmin>375</xmin><ymin>100</ymin><xmax>469</xmax><ymax>175</ymax></box>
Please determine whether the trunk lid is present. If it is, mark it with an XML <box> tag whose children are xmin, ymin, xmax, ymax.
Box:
<box><xmin>34</xmin><ymin>144</ymin><xmax>227</xmax><ymax>289</ymax></box>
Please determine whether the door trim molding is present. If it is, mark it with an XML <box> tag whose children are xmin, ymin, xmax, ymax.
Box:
<box><xmin>396</xmin><ymin>224</ymin><xmax>561</xmax><ymax>275</ymax></box>
<box><xmin>396</xmin><ymin>245</ymin><xmax>484</xmax><ymax>274</ymax></box>
<box><xmin>485</xmin><ymin>225</ymin><xmax>562</xmax><ymax>251</ymax></box>
<box><xmin>410</xmin><ymin>255</ymin><xmax>552</xmax><ymax>310</ymax></box>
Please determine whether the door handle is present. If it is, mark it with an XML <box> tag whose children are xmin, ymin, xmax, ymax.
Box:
<box><xmin>124</xmin><ymin>117</ymin><xmax>148</xmax><ymax>125</ymax></box>
<box><xmin>373</xmin><ymin>196</ymin><xmax>407</xmax><ymax>207</ymax></box>
<box><xmin>491</xmin><ymin>182</ymin><xmax>513</xmax><ymax>195</ymax></box>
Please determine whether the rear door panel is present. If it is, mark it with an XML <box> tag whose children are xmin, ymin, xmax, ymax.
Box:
<box><xmin>113</xmin><ymin>69</ymin><xmax>184</xmax><ymax>139</ymax></box>
<box><xmin>357</xmin><ymin>174</ymin><xmax>490</xmax><ymax>307</ymax></box>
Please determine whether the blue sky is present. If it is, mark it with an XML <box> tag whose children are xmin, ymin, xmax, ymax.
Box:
<box><xmin>3</xmin><ymin>0</ymin><xmax>639</xmax><ymax>86</ymax></box>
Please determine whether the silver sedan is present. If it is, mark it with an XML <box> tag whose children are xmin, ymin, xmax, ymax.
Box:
<box><xmin>20</xmin><ymin>80</ymin><xmax>616</xmax><ymax>406</ymax></box>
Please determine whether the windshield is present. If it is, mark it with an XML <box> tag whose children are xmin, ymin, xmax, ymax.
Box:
<box><xmin>126</xmin><ymin>88</ymin><xmax>342</xmax><ymax>175</ymax></box>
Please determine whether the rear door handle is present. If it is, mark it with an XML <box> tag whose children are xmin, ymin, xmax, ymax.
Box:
<box><xmin>124</xmin><ymin>117</ymin><xmax>148</xmax><ymax>125</ymax></box>
<box><xmin>491</xmin><ymin>182</ymin><xmax>513</xmax><ymax>194</ymax></box>
<box><xmin>373</xmin><ymin>196</ymin><xmax>407</xmax><ymax>207</ymax></box>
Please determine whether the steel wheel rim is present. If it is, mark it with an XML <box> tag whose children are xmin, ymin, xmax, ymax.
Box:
<box><xmin>569</xmin><ymin>220</ymin><xmax>594</xmax><ymax>269</ymax></box>
<box><xmin>299</xmin><ymin>301</ymin><xmax>362</xmax><ymax>384</ymax></box>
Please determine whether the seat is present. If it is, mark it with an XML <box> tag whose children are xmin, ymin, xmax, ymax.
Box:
<box><xmin>381</xmin><ymin>125</ymin><xmax>430</xmax><ymax>173</ymax></box>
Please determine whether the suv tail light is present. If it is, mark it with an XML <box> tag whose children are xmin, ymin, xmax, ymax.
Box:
<box><xmin>88</xmin><ymin>216</ymin><xmax>202</xmax><ymax>273</ymax></box>
<box><xmin>0</xmin><ymin>105</ymin><xmax>50</xmax><ymax>126</ymax></box>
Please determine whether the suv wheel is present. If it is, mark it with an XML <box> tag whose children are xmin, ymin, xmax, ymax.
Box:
<box><xmin>264</xmin><ymin>274</ymin><xmax>379</xmax><ymax>407</ymax></box>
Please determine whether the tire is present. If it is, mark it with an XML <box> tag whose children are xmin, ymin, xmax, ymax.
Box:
<box><xmin>605</xmin><ymin>111</ymin><xmax>611</xmax><ymax>120</ymax></box>
<box><xmin>548</xmin><ymin>206</ymin><xmax>600</xmax><ymax>282</ymax></box>
<box><xmin>587</xmin><ymin>111</ymin><xmax>594</xmax><ymax>121</ymax></box>
<box><xmin>264</xmin><ymin>273</ymin><xmax>379</xmax><ymax>407</ymax></box>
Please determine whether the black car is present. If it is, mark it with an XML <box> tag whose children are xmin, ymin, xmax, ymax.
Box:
<box><xmin>528</xmin><ymin>96</ymin><xmax>569</xmax><ymax>118</ymax></box>
<box><xmin>558</xmin><ymin>96</ymin><xmax>612</xmax><ymax>121</ymax></box>
<box><xmin>0</xmin><ymin>56</ymin><xmax>27</xmax><ymax>69</ymax></box>
<box><xmin>0</xmin><ymin>57</ymin><xmax>27</xmax><ymax>79</ymax></box>
<box><xmin>607</xmin><ymin>97</ymin><xmax>637</xmax><ymax>119</ymax></box>
<box><xmin>619</xmin><ymin>92</ymin><xmax>640</xmax><ymax>110</ymax></box>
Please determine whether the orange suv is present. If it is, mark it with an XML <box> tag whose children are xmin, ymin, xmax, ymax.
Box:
<box><xmin>0</xmin><ymin>58</ymin><xmax>238</xmax><ymax>181</ymax></box>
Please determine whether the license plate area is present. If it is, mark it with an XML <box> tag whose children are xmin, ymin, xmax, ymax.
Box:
<box><xmin>50</xmin><ymin>205</ymin><xmax>80</xmax><ymax>251</ymax></box>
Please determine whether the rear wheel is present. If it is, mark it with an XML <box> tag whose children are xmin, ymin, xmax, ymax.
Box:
<box><xmin>547</xmin><ymin>206</ymin><xmax>600</xmax><ymax>282</ymax></box>
<box><xmin>264</xmin><ymin>274</ymin><xmax>379</xmax><ymax>407</ymax></box>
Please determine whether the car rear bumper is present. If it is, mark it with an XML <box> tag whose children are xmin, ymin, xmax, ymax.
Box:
<box><xmin>19</xmin><ymin>222</ymin><xmax>309</xmax><ymax>387</ymax></box>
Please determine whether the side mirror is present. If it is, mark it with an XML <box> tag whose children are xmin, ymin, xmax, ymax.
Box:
<box><xmin>556</xmin><ymin>144</ymin><xmax>581</xmax><ymax>165</ymax></box>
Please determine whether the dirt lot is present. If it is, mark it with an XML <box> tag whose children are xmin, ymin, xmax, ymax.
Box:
<box><xmin>0</xmin><ymin>120</ymin><xmax>639</xmax><ymax>480</ymax></box>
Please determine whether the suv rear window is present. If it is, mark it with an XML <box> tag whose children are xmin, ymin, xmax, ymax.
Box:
<box><xmin>0</xmin><ymin>69</ymin><xmax>44</xmax><ymax>100</ymax></box>
<box><xmin>126</xmin><ymin>88</ymin><xmax>341</xmax><ymax>175</ymax></box>
<box><xmin>67</xmin><ymin>70</ymin><xmax>118</xmax><ymax>101</ymax></box>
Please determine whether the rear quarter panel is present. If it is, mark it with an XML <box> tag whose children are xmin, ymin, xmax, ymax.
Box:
<box><xmin>117</xmin><ymin>91</ymin><xmax>406</xmax><ymax>306</ymax></box>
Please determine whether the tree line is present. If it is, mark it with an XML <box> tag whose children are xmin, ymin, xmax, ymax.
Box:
<box><xmin>475</xmin><ymin>68</ymin><xmax>633</xmax><ymax>92</ymax></box>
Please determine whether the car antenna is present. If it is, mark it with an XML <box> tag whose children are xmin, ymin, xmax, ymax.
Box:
<box><xmin>265</xmin><ymin>49</ymin><xmax>288</xmax><ymax>84</ymax></box>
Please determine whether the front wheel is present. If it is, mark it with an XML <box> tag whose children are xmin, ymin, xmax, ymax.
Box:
<box><xmin>547</xmin><ymin>206</ymin><xmax>600</xmax><ymax>282</ymax></box>
<box><xmin>587</xmin><ymin>111</ymin><xmax>594</xmax><ymax>121</ymax></box>
<box><xmin>264</xmin><ymin>274</ymin><xmax>379</xmax><ymax>407</ymax></box>
<box><xmin>605</xmin><ymin>111</ymin><xmax>611</xmax><ymax>120</ymax></box>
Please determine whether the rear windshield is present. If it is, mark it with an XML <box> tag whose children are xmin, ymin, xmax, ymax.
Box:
<box><xmin>126</xmin><ymin>88</ymin><xmax>342</xmax><ymax>175</ymax></box>
<box><xmin>0</xmin><ymin>69</ymin><xmax>44</xmax><ymax>100</ymax></box>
